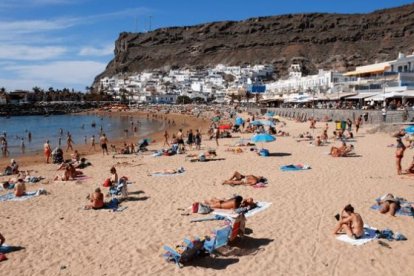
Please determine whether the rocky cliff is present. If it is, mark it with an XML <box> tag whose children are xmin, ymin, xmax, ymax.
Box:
<box><xmin>94</xmin><ymin>3</ymin><xmax>414</xmax><ymax>86</ymax></box>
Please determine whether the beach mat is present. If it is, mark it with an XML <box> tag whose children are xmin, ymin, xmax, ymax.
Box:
<box><xmin>280</xmin><ymin>164</ymin><xmax>311</xmax><ymax>171</ymax></box>
<box><xmin>150</xmin><ymin>171</ymin><xmax>185</xmax><ymax>177</ymax></box>
<box><xmin>213</xmin><ymin>202</ymin><xmax>272</xmax><ymax>218</ymax></box>
<box><xmin>0</xmin><ymin>191</ymin><xmax>38</xmax><ymax>202</ymax></box>
<box><xmin>336</xmin><ymin>225</ymin><xmax>377</xmax><ymax>246</ymax></box>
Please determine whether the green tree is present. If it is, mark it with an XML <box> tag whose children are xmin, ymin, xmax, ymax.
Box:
<box><xmin>176</xmin><ymin>95</ymin><xmax>192</xmax><ymax>104</ymax></box>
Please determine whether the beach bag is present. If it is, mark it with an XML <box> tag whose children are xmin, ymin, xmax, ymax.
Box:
<box><xmin>103</xmin><ymin>178</ymin><xmax>111</xmax><ymax>187</ymax></box>
<box><xmin>198</xmin><ymin>154</ymin><xmax>206</xmax><ymax>162</ymax></box>
<box><xmin>198</xmin><ymin>203</ymin><xmax>212</xmax><ymax>214</ymax></box>
<box><xmin>259</xmin><ymin>149</ymin><xmax>269</xmax><ymax>157</ymax></box>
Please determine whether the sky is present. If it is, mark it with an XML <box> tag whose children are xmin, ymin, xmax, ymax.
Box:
<box><xmin>0</xmin><ymin>0</ymin><xmax>413</xmax><ymax>91</ymax></box>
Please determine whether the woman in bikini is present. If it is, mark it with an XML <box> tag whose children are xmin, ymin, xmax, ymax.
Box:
<box><xmin>204</xmin><ymin>196</ymin><xmax>256</xmax><ymax>210</ymax></box>
<box><xmin>333</xmin><ymin>204</ymin><xmax>364</xmax><ymax>239</ymax></box>
<box><xmin>378</xmin><ymin>194</ymin><xmax>400</xmax><ymax>216</ymax></box>
<box><xmin>44</xmin><ymin>140</ymin><xmax>52</xmax><ymax>164</ymax></box>
<box><xmin>222</xmin><ymin>171</ymin><xmax>263</xmax><ymax>186</ymax></box>
<box><xmin>396</xmin><ymin>138</ymin><xmax>406</xmax><ymax>175</ymax></box>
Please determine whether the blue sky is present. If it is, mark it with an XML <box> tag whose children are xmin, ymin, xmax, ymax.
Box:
<box><xmin>0</xmin><ymin>0</ymin><xmax>412</xmax><ymax>91</ymax></box>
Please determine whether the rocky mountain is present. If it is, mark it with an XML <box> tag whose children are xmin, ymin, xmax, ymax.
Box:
<box><xmin>93</xmin><ymin>3</ymin><xmax>414</xmax><ymax>87</ymax></box>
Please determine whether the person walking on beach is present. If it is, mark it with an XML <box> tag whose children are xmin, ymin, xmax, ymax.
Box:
<box><xmin>163</xmin><ymin>131</ymin><xmax>170</xmax><ymax>146</ymax></box>
<box><xmin>90</xmin><ymin>135</ymin><xmax>96</xmax><ymax>151</ymax></box>
<box><xmin>100</xmin><ymin>133</ymin><xmax>109</xmax><ymax>155</ymax></box>
<box><xmin>66</xmin><ymin>134</ymin><xmax>74</xmax><ymax>152</ymax></box>
<box><xmin>44</xmin><ymin>140</ymin><xmax>52</xmax><ymax>163</ymax></box>
<box><xmin>396</xmin><ymin>138</ymin><xmax>406</xmax><ymax>175</ymax></box>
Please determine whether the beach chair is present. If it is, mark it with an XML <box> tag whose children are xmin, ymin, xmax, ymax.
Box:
<box><xmin>163</xmin><ymin>238</ymin><xmax>204</xmax><ymax>268</ymax></box>
<box><xmin>203</xmin><ymin>214</ymin><xmax>246</xmax><ymax>254</ymax></box>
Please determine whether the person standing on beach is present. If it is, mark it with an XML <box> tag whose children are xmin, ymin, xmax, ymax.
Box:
<box><xmin>100</xmin><ymin>133</ymin><xmax>109</xmax><ymax>155</ymax></box>
<box><xmin>396</xmin><ymin>138</ymin><xmax>406</xmax><ymax>175</ymax></box>
<box><xmin>214</xmin><ymin>127</ymin><xmax>220</xmax><ymax>146</ymax></box>
<box><xmin>355</xmin><ymin>115</ymin><xmax>362</xmax><ymax>133</ymax></box>
<box><xmin>187</xmin><ymin>129</ymin><xmax>194</xmax><ymax>149</ymax></box>
<box><xmin>20</xmin><ymin>138</ymin><xmax>25</xmax><ymax>153</ymax></box>
<box><xmin>66</xmin><ymin>134</ymin><xmax>74</xmax><ymax>152</ymax></box>
<box><xmin>177</xmin><ymin>129</ymin><xmax>184</xmax><ymax>151</ymax></box>
<box><xmin>44</xmin><ymin>140</ymin><xmax>52</xmax><ymax>163</ymax></box>
<box><xmin>163</xmin><ymin>131</ymin><xmax>170</xmax><ymax>146</ymax></box>
<box><xmin>91</xmin><ymin>135</ymin><xmax>96</xmax><ymax>151</ymax></box>
<box><xmin>58</xmin><ymin>137</ymin><xmax>62</xmax><ymax>147</ymax></box>
<box><xmin>195</xmin><ymin>130</ymin><xmax>202</xmax><ymax>150</ymax></box>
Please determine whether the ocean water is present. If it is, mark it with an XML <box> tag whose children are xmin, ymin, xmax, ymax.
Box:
<box><xmin>0</xmin><ymin>114</ymin><xmax>165</xmax><ymax>157</ymax></box>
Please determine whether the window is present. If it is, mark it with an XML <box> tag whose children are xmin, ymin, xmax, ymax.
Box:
<box><xmin>398</xmin><ymin>66</ymin><xmax>403</xmax><ymax>72</ymax></box>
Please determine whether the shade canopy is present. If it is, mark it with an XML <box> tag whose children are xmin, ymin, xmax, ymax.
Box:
<box><xmin>405</xmin><ymin>125</ymin><xmax>414</xmax><ymax>134</ymax></box>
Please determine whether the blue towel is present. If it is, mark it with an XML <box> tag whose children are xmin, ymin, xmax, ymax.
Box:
<box><xmin>370</xmin><ymin>203</ymin><xmax>414</xmax><ymax>217</ymax></box>
<box><xmin>280</xmin><ymin>164</ymin><xmax>311</xmax><ymax>171</ymax></box>
<box><xmin>0</xmin><ymin>245</ymin><xmax>24</xmax><ymax>254</ymax></box>
<box><xmin>0</xmin><ymin>191</ymin><xmax>38</xmax><ymax>202</ymax></box>
<box><xmin>104</xmin><ymin>198</ymin><xmax>127</xmax><ymax>212</ymax></box>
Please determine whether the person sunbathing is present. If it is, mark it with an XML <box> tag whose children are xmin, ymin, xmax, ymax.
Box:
<box><xmin>330</xmin><ymin>142</ymin><xmax>354</xmax><ymax>157</ymax></box>
<box><xmin>150</xmin><ymin>167</ymin><xmax>185</xmax><ymax>175</ymax></box>
<box><xmin>333</xmin><ymin>204</ymin><xmax>364</xmax><ymax>239</ymax></box>
<box><xmin>222</xmin><ymin>171</ymin><xmax>264</xmax><ymax>186</ymax></box>
<box><xmin>378</xmin><ymin>194</ymin><xmax>400</xmax><ymax>216</ymax></box>
<box><xmin>204</xmin><ymin>196</ymin><xmax>256</xmax><ymax>210</ymax></box>
<box><xmin>14</xmin><ymin>179</ymin><xmax>26</xmax><ymax>197</ymax></box>
<box><xmin>85</xmin><ymin>188</ymin><xmax>104</xmax><ymax>210</ymax></box>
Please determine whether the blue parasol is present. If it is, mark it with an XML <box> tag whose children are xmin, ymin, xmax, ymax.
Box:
<box><xmin>251</xmin><ymin>120</ymin><xmax>275</xmax><ymax>127</ymax></box>
<box><xmin>251</xmin><ymin>133</ymin><xmax>276</xmax><ymax>143</ymax></box>
<box><xmin>405</xmin><ymin>125</ymin><xmax>414</xmax><ymax>134</ymax></box>
<box><xmin>235</xmin><ymin>117</ymin><xmax>244</xmax><ymax>125</ymax></box>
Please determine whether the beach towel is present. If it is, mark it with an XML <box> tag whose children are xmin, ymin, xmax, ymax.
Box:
<box><xmin>104</xmin><ymin>198</ymin><xmax>127</xmax><ymax>212</ymax></box>
<box><xmin>150</xmin><ymin>168</ymin><xmax>185</xmax><ymax>177</ymax></box>
<box><xmin>213</xmin><ymin>202</ymin><xmax>272</xmax><ymax>218</ymax></box>
<box><xmin>280</xmin><ymin>164</ymin><xmax>311</xmax><ymax>171</ymax></box>
<box><xmin>370</xmin><ymin>197</ymin><xmax>414</xmax><ymax>217</ymax></box>
<box><xmin>336</xmin><ymin>225</ymin><xmax>377</xmax><ymax>246</ymax></box>
<box><xmin>0</xmin><ymin>191</ymin><xmax>39</xmax><ymax>202</ymax></box>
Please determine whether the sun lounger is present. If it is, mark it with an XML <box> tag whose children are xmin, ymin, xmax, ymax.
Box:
<box><xmin>213</xmin><ymin>202</ymin><xmax>272</xmax><ymax>218</ymax></box>
<box><xmin>336</xmin><ymin>225</ymin><xmax>377</xmax><ymax>246</ymax></box>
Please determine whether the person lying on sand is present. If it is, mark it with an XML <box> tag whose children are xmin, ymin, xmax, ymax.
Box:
<box><xmin>377</xmin><ymin>194</ymin><xmax>400</xmax><ymax>216</ymax></box>
<box><xmin>14</xmin><ymin>179</ymin><xmax>26</xmax><ymax>197</ymax></box>
<box><xmin>222</xmin><ymin>171</ymin><xmax>264</xmax><ymax>186</ymax></box>
<box><xmin>85</xmin><ymin>188</ymin><xmax>104</xmax><ymax>210</ymax></box>
<box><xmin>204</xmin><ymin>196</ymin><xmax>256</xmax><ymax>210</ymax></box>
<box><xmin>149</xmin><ymin>167</ymin><xmax>185</xmax><ymax>175</ymax></box>
<box><xmin>333</xmin><ymin>204</ymin><xmax>364</xmax><ymax>239</ymax></box>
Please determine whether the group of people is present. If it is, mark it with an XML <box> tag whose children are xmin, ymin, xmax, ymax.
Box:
<box><xmin>394</xmin><ymin>129</ymin><xmax>414</xmax><ymax>175</ymax></box>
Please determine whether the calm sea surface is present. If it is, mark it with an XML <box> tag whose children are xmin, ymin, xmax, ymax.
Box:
<box><xmin>0</xmin><ymin>114</ymin><xmax>165</xmax><ymax>157</ymax></box>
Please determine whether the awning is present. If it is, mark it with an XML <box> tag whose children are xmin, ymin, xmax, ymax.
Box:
<box><xmin>326</xmin><ymin>92</ymin><xmax>357</xmax><ymax>100</ymax></box>
<box><xmin>364</xmin><ymin>91</ymin><xmax>414</xmax><ymax>101</ymax></box>
<box><xmin>345</xmin><ymin>93</ymin><xmax>379</xmax><ymax>100</ymax></box>
<box><xmin>344</xmin><ymin>62</ymin><xmax>390</xmax><ymax>76</ymax></box>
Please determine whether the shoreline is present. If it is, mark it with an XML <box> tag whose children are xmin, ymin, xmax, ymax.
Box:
<box><xmin>0</xmin><ymin>109</ymin><xmax>211</xmax><ymax>168</ymax></box>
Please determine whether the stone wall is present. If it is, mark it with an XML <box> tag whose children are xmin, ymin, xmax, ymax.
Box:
<box><xmin>247</xmin><ymin>108</ymin><xmax>414</xmax><ymax>124</ymax></box>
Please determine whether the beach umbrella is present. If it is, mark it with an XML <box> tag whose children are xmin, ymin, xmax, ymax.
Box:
<box><xmin>251</xmin><ymin>120</ymin><xmax>275</xmax><ymax>127</ymax></box>
<box><xmin>251</xmin><ymin>133</ymin><xmax>276</xmax><ymax>143</ymax></box>
<box><xmin>235</xmin><ymin>117</ymin><xmax>244</xmax><ymax>125</ymax></box>
<box><xmin>405</xmin><ymin>125</ymin><xmax>414</xmax><ymax>134</ymax></box>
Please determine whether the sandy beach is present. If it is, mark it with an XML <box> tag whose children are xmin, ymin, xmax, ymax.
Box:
<box><xmin>1</xmin><ymin>112</ymin><xmax>414</xmax><ymax>276</ymax></box>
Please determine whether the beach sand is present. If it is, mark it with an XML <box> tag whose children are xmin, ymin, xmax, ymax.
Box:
<box><xmin>1</xmin><ymin>114</ymin><xmax>414</xmax><ymax>275</ymax></box>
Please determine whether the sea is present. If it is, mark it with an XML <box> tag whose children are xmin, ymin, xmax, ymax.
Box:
<box><xmin>0</xmin><ymin>114</ymin><xmax>165</xmax><ymax>157</ymax></box>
